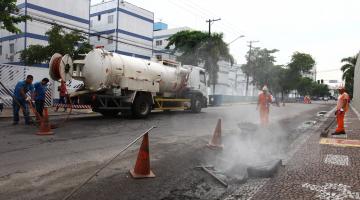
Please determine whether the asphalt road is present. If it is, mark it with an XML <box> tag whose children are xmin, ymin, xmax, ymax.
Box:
<box><xmin>0</xmin><ymin>102</ymin><xmax>334</xmax><ymax>200</ymax></box>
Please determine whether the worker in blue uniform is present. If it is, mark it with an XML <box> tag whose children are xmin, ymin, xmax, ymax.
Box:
<box><xmin>13</xmin><ymin>75</ymin><xmax>34</xmax><ymax>125</ymax></box>
<box><xmin>34</xmin><ymin>78</ymin><xmax>50</xmax><ymax>117</ymax></box>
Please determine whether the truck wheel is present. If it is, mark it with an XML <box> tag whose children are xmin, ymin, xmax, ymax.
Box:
<box><xmin>99</xmin><ymin>110</ymin><xmax>119</xmax><ymax>117</ymax></box>
<box><xmin>132</xmin><ymin>94</ymin><xmax>151</xmax><ymax>118</ymax></box>
<box><xmin>191</xmin><ymin>95</ymin><xmax>202</xmax><ymax>113</ymax></box>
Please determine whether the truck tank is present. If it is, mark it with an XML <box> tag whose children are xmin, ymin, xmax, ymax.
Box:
<box><xmin>49</xmin><ymin>49</ymin><xmax>191</xmax><ymax>95</ymax></box>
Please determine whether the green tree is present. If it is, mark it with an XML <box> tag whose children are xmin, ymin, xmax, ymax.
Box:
<box><xmin>310</xmin><ymin>83</ymin><xmax>330</xmax><ymax>97</ymax></box>
<box><xmin>21</xmin><ymin>25</ymin><xmax>92</xmax><ymax>65</ymax></box>
<box><xmin>0</xmin><ymin>0</ymin><xmax>31</xmax><ymax>33</ymax></box>
<box><xmin>296</xmin><ymin>77</ymin><xmax>313</xmax><ymax>96</ymax></box>
<box><xmin>285</xmin><ymin>52</ymin><xmax>316</xmax><ymax>96</ymax></box>
<box><xmin>288</xmin><ymin>52</ymin><xmax>316</xmax><ymax>74</ymax></box>
<box><xmin>340</xmin><ymin>54</ymin><xmax>357</xmax><ymax>97</ymax></box>
<box><xmin>166</xmin><ymin>30</ymin><xmax>233</xmax><ymax>93</ymax></box>
<box><xmin>241</xmin><ymin>47</ymin><xmax>279</xmax><ymax>89</ymax></box>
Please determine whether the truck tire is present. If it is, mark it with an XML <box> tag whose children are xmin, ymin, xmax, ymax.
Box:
<box><xmin>191</xmin><ymin>95</ymin><xmax>202</xmax><ymax>113</ymax></box>
<box><xmin>132</xmin><ymin>94</ymin><xmax>151</xmax><ymax>118</ymax></box>
<box><xmin>99</xmin><ymin>110</ymin><xmax>119</xmax><ymax>117</ymax></box>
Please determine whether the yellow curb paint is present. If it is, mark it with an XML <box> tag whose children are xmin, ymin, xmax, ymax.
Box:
<box><xmin>320</xmin><ymin>138</ymin><xmax>360</xmax><ymax>148</ymax></box>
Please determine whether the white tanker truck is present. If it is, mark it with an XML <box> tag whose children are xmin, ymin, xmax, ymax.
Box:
<box><xmin>49</xmin><ymin>48</ymin><xmax>208</xmax><ymax>118</ymax></box>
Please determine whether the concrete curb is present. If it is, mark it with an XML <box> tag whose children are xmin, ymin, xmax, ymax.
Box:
<box><xmin>0</xmin><ymin>111</ymin><xmax>95</xmax><ymax>119</ymax></box>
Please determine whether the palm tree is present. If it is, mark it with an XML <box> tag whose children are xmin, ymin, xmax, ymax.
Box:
<box><xmin>166</xmin><ymin>30</ymin><xmax>233</xmax><ymax>94</ymax></box>
<box><xmin>341</xmin><ymin>54</ymin><xmax>358</xmax><ymax>97</ymax></box>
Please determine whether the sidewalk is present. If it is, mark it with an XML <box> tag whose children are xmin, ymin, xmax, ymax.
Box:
<box><xmin>0</xmin><ymin>107</ymin><xmax>94</xmax><ymax>119</ymax></box>
<box><xmin>252</xmin><ymin>105</ymin><xmax>360</xmax><ymax>199</ymax></box>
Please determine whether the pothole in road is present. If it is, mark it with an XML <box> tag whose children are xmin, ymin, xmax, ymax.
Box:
<box><xmin>317</xmin><ymin>111</ymin><xmax>328</xmax><ymax>117</ymax></box>
<box><xmin>161</xmin><ymin>178</ymin><xmax>225</xmax><ymax>200</ymax></box>
<box><xmin>296</xmin><ymin>121</ymin><xmax>317</xmax><ymax>133</ymax></box>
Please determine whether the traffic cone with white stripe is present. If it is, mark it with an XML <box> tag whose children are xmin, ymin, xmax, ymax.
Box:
<box><xmin>207</xmin><ymin>119</ymin><xmax>224</xmax><ymax>149</ymax></box>
<box><xmin>37</xmin><ymin>108</ymin><xmax>54</xmax><ymax>135</ymax></box>
<box><xmin>129</xmin><ymin>133</ymin><xmax>155</xmax><ymax>178</ymax></box>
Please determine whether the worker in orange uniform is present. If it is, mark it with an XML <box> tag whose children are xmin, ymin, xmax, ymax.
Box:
<box><xmin>332</xmin><ymin>85</ymin><xmax>349</xmax><ymax>135</ymax></box>
<box><xmin>257</xmin><ymin>85</ymin><xmax>273</xmax><ymax>126</ymax></box>
<box><xmin>55</xmin><ymin>80</ymin><xmax>67</xmax><ymax>112</ymax></box>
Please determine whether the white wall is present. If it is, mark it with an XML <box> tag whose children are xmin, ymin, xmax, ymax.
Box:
<box><xmin>353</xmin><ymin>52</ymin><xmax>360</xmax><ymax>112</ymax></box>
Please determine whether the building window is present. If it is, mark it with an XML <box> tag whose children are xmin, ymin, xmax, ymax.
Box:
<box><xmin>97</xmin><ymin>35</ymin><xmax>100</xmax><ymax>41</ymax></box>
<box><xmin>200</xmin><ymin>71</ymin><xmax>206</xmax><ymax>83</ymax></box>
<box><xmin>108</xmin><ymin>15</ymin><xmax>114</xmax><ymax>24</ymax></box>
<box><xmin>9</xmin><ymin>43</ymin><xmax>15</xmax><ymax>54</ymax></box>
<box><xmin>108</xmin><ymin>36</ymin><xmax>113</xmax><ymax>44</ymax></box>
<box><xmin>156</xmin><ymin>40</ymin><xmax>162</xmax><ymax>46</ymax></box>
<box><xmin>90</xmin><ymin>20</ymin><xmax>93</xmax><ymax>28</ymax></box>
<box><xmin>98</xmin><ymin>14</ymin><xmax>101</xmax><ymax>21</ymax></box>
<box><xmin>0</xmin><ymin>45</ymin><xmax>2</xmax><ymax>56</ymax></box>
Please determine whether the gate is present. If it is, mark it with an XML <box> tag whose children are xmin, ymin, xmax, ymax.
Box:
<box><xmin>0</xmin><ymin>64</ymin><xmax>54</xmax><ymax>108</ymax></box>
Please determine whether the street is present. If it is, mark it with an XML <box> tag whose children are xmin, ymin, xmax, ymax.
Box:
<box><xmin>0</xmin><ymin>102</ymin><xmax>333</xmax><ymax>200</ymax></box>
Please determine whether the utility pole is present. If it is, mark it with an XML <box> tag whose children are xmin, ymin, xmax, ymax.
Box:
<box><xmin>229</xmin><ymin>35</ymin><xmax>245</xmax><ymax>94</ymax></box>
<box><xmin>206</xmin><ymin>18</ymin><xmax>221</xmax><ymax>36</ymax></box>
<box><xmin>245</xmin><ymin>40</ymin><xmax>259</xmax><ymax>96</ymax></box>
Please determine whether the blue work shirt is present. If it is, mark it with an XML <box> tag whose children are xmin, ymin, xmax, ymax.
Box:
<box><xmin>34</xmin><ymin>82</ymin><xmax>47</xmax><ymax>101</ymax></box>
<box><xmin>14</xmin><ymin>81</ymin><xmax>34</xmax><ymax>101</ymax></box>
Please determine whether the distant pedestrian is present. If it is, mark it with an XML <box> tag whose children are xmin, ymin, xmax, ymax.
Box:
<box><xmin>34</xmin><ymin>78</ymin><xmax>50</xmax><ymax>117</ymax></box>
<box><xmin>56</xmin><ymin>80</ymin><xmax>67</xmax><ymax>112</ymax></box>
<box><xmin>13</xmin><ymin>75</ymin><xmax>34</xmax><ymax>125</ymax></box>
<box><xmin>257</xmin><ymin>85</ymin><xmax>273</xmax><ymax>126</ymax></box>
<box><xmin>332</xmin><ymin>85</ymin><xmax>349</xmax><ymax>135</ymax></box>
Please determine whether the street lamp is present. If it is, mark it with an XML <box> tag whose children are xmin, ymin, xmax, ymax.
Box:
<box><xmin>228</xmin><ymin>35</ymin><xmax>245</xmax><ymax>45</ymax></box>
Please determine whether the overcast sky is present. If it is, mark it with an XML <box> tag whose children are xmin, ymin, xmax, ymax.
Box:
<box><xmin>92</xmin><ymin>0</ymin><xmax>360</xmax><ymax>81</ymax></box>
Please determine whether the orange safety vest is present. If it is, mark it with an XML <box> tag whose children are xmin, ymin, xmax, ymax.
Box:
<box><xmin>258</xmin><ymin>92</ymin><xmax>272</xmax><ymax>109</ymax></box>
<box><xmin>337</xmin><ymin>92</ymin><xmax>349</xmax><ymax>112</ymax></box>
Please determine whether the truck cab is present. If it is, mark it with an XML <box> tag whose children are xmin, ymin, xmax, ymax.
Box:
<box><xmin>186</xmin><ymin>66</ymin><xmax>208</xmax><ymax>98</ymax></box>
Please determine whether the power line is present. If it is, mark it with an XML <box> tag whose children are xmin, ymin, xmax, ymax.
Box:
<box><xmin>14</xmin><ymin>12</ymin><xmax>175</xmax><ymax>56</ymax></box>
<box><xmin>316</xmin><ymin>68</ymin><xmax>341</xmax><ymax>72</ymax></box>
<box><xmin>182</xmin><ymin>0</ymin><xmax>247</xmax><ymax>35</ymax></box>
<box><xmin>166</xmin><ymin>0</ymin><xmax>242</xmax><ymax>39</ymax></box>
<box><xmin>178</xmin><ymin>1</ymin><xmax>238</xmax><ymax>34</ymax></box>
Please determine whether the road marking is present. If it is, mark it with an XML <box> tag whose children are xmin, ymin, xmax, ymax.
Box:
<box><xmin>302</xmin><ymin>183</ymin><xmax>360</xmax><ymax>199</ymax></box>
<box><xmin>320</xmin><ymin>138</ymin><xmax>360</xmax><ymax>148</ymax></box>
<box><xmin>332</xmin><ymin>134</ymin><xmax>348</xmax><ymax>139</ymax></box>
<box><xmin>324</xmin><ymin>154</ymin><xmax>349</xmax><ymax>166</ymax></box>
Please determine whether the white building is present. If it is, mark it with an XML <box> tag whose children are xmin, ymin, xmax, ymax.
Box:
<box><xmin>302</xmin><ymin>67</ymin><xmax>316</xmax><ymax>81</ymax></box>
<box><xmin>90</xmin><ymin>0</ymin><xmax>154</xmax><ymax>60</ymax></box>
<box><xmin>214</xmin><ymin>61</ymin><xmax>257</xmax><ymax>96</ymax></box>
<box><xmin>0</xmin><ymin>0</ymin><xmax>90</xmax><ymax>67</ymax></box>
<box><xmin>153</xmin><ymin>25</ymin><xmax>190</xmax><ymax>61</ymax></box>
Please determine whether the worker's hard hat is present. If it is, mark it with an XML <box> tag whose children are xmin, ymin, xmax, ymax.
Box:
<box><xmin>262</xmin><ymin>85</ymin><xmax>268</xmax><ymax>91</ymax></box>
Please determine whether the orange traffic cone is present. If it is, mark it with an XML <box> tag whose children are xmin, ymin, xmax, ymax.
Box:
<box><xmin>37</xmin><ymin>108</ymin><xmax>54</xmax><ymax>135</ymax></box>
<box><xmin>207</xmin><ymin>119</ymin><xmax>224</xmax><ymax>149</ymax></box>
<box><xmin>130</xmin><ymin>133</ymin><xmax>155</xmax><ymax>178</ymax></box>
